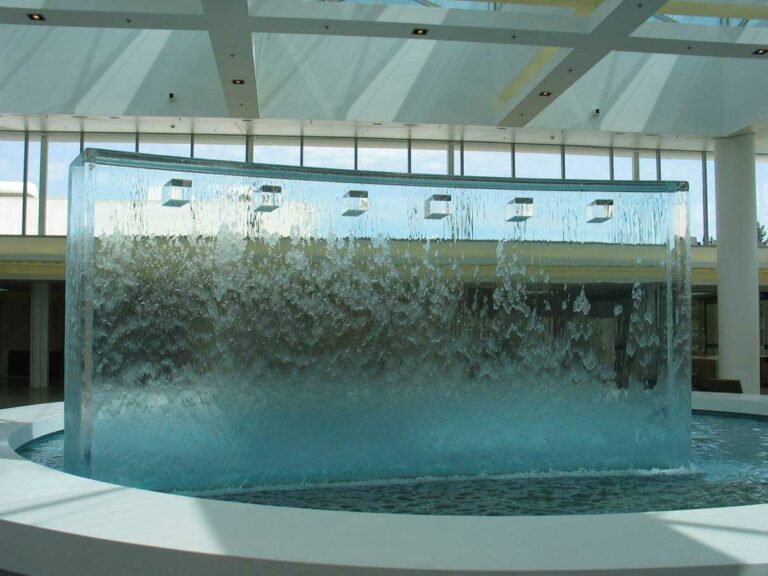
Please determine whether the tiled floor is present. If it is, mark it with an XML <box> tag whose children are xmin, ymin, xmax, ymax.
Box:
<box><xmin>0</xmin><ymin>378</ymin><xmax>64</xmax><ymax>410</ymax></box>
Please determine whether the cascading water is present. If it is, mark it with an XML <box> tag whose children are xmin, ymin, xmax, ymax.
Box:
<box><xmin>65</xmin><ymin>150</ymin><xmax>690</xmax><ymax>491</ymax></box>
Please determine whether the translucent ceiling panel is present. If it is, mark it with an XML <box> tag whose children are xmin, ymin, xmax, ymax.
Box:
<box><xmin>0</xmin><ymin>26</ymin><xmax>224</xmax><ymax>118</ymax></box>
<box><xmin>252</xmin><ymin>33</ymin><xmax>542</xmax><ymax>126</ymax></box>
<box><xmin>649</xmin><ymin>2</ymin><xmax>768</xmax><ymax>28</ymax></box>
<box><xmin>279</xmin><ymin>0</ymin><xmax>581</xmax><ymax>15</ymax></box>
<box><xmin>0</xmin><ymin>0</ymin><xmax>203</xmax><ymax>14</ymax></box>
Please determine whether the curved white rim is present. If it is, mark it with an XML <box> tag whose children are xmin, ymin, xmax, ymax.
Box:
<box><xmin>1</xmin><ymin>394</ymin><xmax>767</xmax><ymax>575</ymax></box>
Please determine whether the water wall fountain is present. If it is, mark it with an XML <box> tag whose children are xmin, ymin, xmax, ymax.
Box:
<box><xmin>65</xmin><ymin>149</ymin><xmax>690</xmax><ymax>491</ymax></box>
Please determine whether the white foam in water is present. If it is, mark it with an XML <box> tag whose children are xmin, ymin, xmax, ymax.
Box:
<box><xmin>65</xmin><ymin>151</ymin><xmax>691</xmax><ymax>491</ymax></box>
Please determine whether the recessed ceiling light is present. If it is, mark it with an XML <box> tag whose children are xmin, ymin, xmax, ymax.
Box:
<box><xmin>232</xmin><ymin>79</ymin><xmax>245</xmax><ymax>85</ymax></box>
<box><xmin>27</xmin><ymin>13</ymin><xmax>45</xmax><ymax>21</ymax></box>
<box><xmin>754</xmin><ymin>48</ymin><xmax>768</xmax><ymax>55</ymax></box>
<box><xmin>539</xmin><ymin>91</ymin><xmax>552</xmax><ymax>97</ymax></box>
<box><xmin>412</xmin><ymin>28</ymin><xmax>428</xmax><ymax>36</ymax></box>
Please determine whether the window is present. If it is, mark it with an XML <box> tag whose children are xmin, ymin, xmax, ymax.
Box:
<box><xmin>564</xmin><ymin>146</ymin><xmax>610</xmax><ymax>180</ymax></box>
<box><xmin>84</xmin><ymin>133</ymin><xmax>135</xmax><ymax>153</ymax></box>
<box><xmin>660</xmin><ymin>151</ymin><xmax>705</xmax><ymax>245</ymax></box>
<box><xmin>705</xmin><ymin>153</ymin><xmax>716</xmax><ymax>244</ymax></box>
<box><xmin>515</xmin><ymin>144</ymin><xmax>561</xmax><ymax>179</ymax></box>
<box><xmin>462</xmin><ymin>142</ymin><xmax>511</xmax><ymax>177</ymax></box>
<box><xmin>138</xmin><ymin>134</ymin><xmax>191</xmax><ymax>157</ymax></box>
<box><xmin>613</xmin><ymin>149</ymin><xmax>635</xmax><ymax>180</ymax></box>
<box><xmin>357</xmin><ymin>140</ymin><xmax>408</xmax><ymax>173</ymax></box>
<box><xmin>0</xmin><ymin>132</ymin><xmax>27</xmax><ymax>235</ymax></box>
<box><xmin>757</xmin><ymin>156</ymin><xmax>768</xmax><ymax>248</ymax></box>
<box><xmin>411</xmin><ymin>141</ymin><xmax>449</xmax><ymax>175</ymax></box>
<box><xmin>45</xmin><ymin>134</ymin><xmax>81</xmax><ymax>235</ymax></box>
<box><xmin>26</xmin><ymin>134</ymin><xmax>42</xmax><ymax>236</ymax></box>
<box><xmin>252</xmin><ymin>136</ymin><xmax>300</xmax><ymax>166</ymax></box>
<box><xmin>303</xmin><ymin>138</ymin><xmax>354</xmax><ymax>170</ymax></box>
<box><xmin>638</xmin><ymin>149</ymin><xmax>658</xmax><ymax>181</ymax></box>
<box><xmin>194</xmin><ymin>135</ymin><xmax>246</xmax><ymax>162</ymax></box>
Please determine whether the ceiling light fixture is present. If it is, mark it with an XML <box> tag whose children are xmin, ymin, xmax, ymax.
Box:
<box><xmin>754</xmin><ymin>48</ymin><xmax>768</xmax><ymax>55</ymax></box>
<box><xmin>539</xmin><ymin>91</ymin><xmax>552</xmax><ymax>97</ymax></box>
<box><xmin>27</xmin><ymin>13</ymin><xmax>45</xmax><ymax>21</ymax></box>
<box><xmin>232</xmin><ymin>79</ymin><xmax>245</xmax><ymax>85</ymax></box>
<box><xmin>412</xmin><ymin>28</ymin><xmax>428</xmax><ymax>36</ymax></box>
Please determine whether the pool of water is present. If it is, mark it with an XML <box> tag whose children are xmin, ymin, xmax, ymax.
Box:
<box><xmin>17</xmin><ymin>412</ymin><xmax>768</xmax><ymax>516</ymax></box>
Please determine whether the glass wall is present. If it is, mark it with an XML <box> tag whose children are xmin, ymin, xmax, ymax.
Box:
<box><xmin>46</xmin><ymin>134</ymin><xmax>81</xmax><ymax>235</ymax></box>
<box><xmin>85</xmin><ymin>133</ymin><xmax>135</xmax><ymax>153</ymax></box>
<box><xmin>0</xmin><ymin>132</ymin><xmax>27</xmax><ymax>235</ymax></box>
<box><xmin>0</xmin><ymin>129</ymin><xmax>760</xmax><ymax>244</ymax></box>
<box><xmin>515</xmin><ymin>144</ymin><xmax>562</xmax><ymax>179</ymax></box>
<box><xmin>138</xmin><ymin>134</ymin><xmax>191</xmax><ymax>157</ymax></box>
<box><xmin>757</xmin><ymin>156</ymin><xmax>768</xmax><ymax>246</ymax></box>
<box><xmin>411</xmin><ymin>141</ymin><xmax>449</xmax><ymax>175</ymax></box>
<box><xmin>357</xmin><ymin>140</ymin><xmax>408</xmax><ymax>173</ymax></box>
<box><xmin>304</xmin><ymin>138</ymin><xmax>354</xmax><ymax>170</ymax></box>
<box><xmin>638</xmin><ymin>149</ymin><xmax>658</xmax><ymax>181</ymax></box>
<box><xmin>463</xmin><ymin>142</ymin><xmax>511</xmax><ymax>177</ymax></box>
<box><xmin>660</xmin><ymin>151</ymin><xmax>705</xmax><ymax>245</ymax></box>
<box><xmin>706</xmin><ymin>153</ymin><xmax>716</xmax><ymax>243</ymax></box>
<box><xmin>25</xmin><ymin>134</ymin><xmax>41</xmax><ymax>236</ymax></box>
<box><xmin>252</xmin><ymin>136</ymin><xmax>300</xmax><ymax>166</ymax></box>
<box><xmin>613</xmin><ymin>149</ymin><xmax>635</xmax><ymax>181</ymax></box>
<box><xmin>194</xmin><ymin>135</ymin><xmax>246</xmax><ymax>162</ymax></box>
<box><xmin>564</xmin><ymin>146</ymin><xmax>610</xmax><ymax>180</ymax></box>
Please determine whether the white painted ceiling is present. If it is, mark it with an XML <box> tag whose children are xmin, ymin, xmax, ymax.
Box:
<box><xmin>0</xmin><ymin>0</ymin><xmax>767</xmax><ymax>149</ymax></box>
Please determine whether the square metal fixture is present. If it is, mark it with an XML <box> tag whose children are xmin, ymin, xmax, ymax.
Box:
<box><xmin>254</xmin><ymin>184</ymin><xmax>282</xmax><ymax>212</ymax></box>
<box><xmin>342</xmin><ymin>190</ymin><xmax>369</xmax><ymax>216</ymax></box>
<box><xmin>161</xmin><ymin>178</ymin><xmax>192</xmax><ymax>207</ymax></box>
<box><xmin>506</xmin><ymin>197</ymin><xmax>534</xmax><ymax>222</ymax></box>
<box><xmin>424</xmin><ymin>194</ymin><xmax>451</xmax><ymax>220</ymax></box>
<box><xmin>587</xmin><ymin>199</ymin><xmax>614</xmax><ymax>223</ymax></box>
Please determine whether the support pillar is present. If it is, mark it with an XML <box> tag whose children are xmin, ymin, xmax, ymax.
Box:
<box><xmin>30</xmin><ymin>282</ymin><xmax>49</xmax><ymax>389</ymax></box>
<box><xmin>715</xmin><ymin>133</ymin><xmax>760</xmax><ymax>394</ymax></box>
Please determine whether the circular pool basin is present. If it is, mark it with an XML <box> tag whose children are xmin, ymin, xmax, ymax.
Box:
<box><xmin>1</xmin><ymin>393</ymin><xmax>768</xmax><ymax>575</ymax></box>
<box><xmin>17</xmin><ymin>411</ymin><xmax>768</xmax><ymax>516</ymax></box>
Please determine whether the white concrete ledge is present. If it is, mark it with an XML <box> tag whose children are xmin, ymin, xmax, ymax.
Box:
<box><xmin>692</xmin><ymin>391</ymin><xmax>768</xmax><ymax>417</ymax></box>
<box><xmin>2</xmin><ymin>400</ymin><xmax>768</xmax><ymax>575</ymax></box>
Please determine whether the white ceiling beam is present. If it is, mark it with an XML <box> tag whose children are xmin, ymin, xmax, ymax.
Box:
<box><xmin>201</xmin><ymin>0</ymin><xmax>260</xmax><ymax>118</ymax></box>
<box><xmin>497</xmin><ymin>1</ymin><xmax>668</xmax><ymax>127</ymax></box>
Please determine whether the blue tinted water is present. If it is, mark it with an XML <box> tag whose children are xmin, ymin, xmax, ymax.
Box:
<box><xmin>18</xmin><ymin>413</ymin><xmax>768</xmax><ymax>516</ymax></box>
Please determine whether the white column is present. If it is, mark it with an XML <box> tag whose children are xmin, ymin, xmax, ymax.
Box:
<box><xmin>715</xmin><ymin>133</ymin><xmax>760</xmax><ymax>394</ymax></box>
<box><xmin>30</xmin><ymin>282</ymin><xmax>49</xmax><ymax>389</ymax></box>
